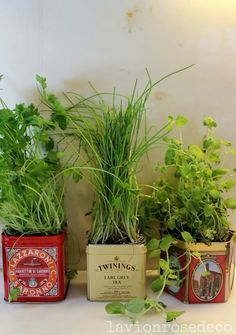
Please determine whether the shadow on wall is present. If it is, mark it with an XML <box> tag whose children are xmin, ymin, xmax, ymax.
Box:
<box><xmin>64</xmin><ymin>178</ymin><xmax>94</xmax><ymax>271</ymax></box>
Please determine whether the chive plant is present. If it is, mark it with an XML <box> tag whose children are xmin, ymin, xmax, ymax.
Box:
<box><xmin>0</xmin><ymin>98</ymin><xmax>65</xmax><ymax>236</ymax></box>
<box><xmin>37</xmin><ymin>66</ymin><xmax>193</xmax><ymax>244</ymax></box>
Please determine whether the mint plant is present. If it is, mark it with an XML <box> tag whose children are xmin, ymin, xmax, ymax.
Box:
<box><xmin>106</xmin><ymin>298</ymin><xmax>184</xmax><ymax>324</ymax></box>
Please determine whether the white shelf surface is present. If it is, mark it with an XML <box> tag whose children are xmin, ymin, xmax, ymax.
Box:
<box><xmin>0</xmin><ymin>271</ymin><xmax>236</xmax><ymax>335</ymax></box>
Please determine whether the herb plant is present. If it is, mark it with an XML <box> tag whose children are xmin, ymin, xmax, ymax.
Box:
<box><xmin>108</xmin><ymin>115</ymin><xmax>236</xmax><ymax>323</ymax></box>
<box><xmin>0</xmin><ymin>98</ymin><xmax>65</xmax><ymax>236</ymax></box>
<box><xmin>36</xmin><ymin>65</ymin><xmax>193</xmax><ymax>244</ymax></box>
<box><xmin>141</xmin><ymin>116</ymin><xmax>236</xmax><ymax>244</ymax></box>
<box><xmin>106</xmin><ymin>298</ymin><xmax>184</xmax><ymax>324</ymax></box>
<box><xmin>105</xmin><ymin>234</ymin><xmax>186</xmax><ymax>323</ymax></box>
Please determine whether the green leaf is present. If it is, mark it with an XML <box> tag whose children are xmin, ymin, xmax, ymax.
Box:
<box><xmin>188</xmin><ymin>145</ymin><xmax>204</xmax><ymax>158</ymax></box>
<box><xmin>209</xmin><ymin>189</ymin><xmax>220</xmax><ymax>199</ymax></box>
<box><xmin>165</xmin><ymin>148</ymin><xmax>175</xmax><ymax>165</ymax></box>
<box><xmin>45</xmin><ymin>137</ymin><xmax>54</xmax><ymax>151</ymax></box>
<box><xmin>166</xmin><ymin>310</ymin><xmax>185</xmax><ymax>322</ymax></box>
<box><xmin>8</xmin><ymin>287</ymin><xmax>21</xmax><ymax>302</ymax></box>
<box><xmin>212</xmin><ymin>169</ymin><xmax>229</xmax><ymax>178</ymax></box>
<box><xmin>56</xmin><ymin>114</ymin><xmax>68</xmax><ymax>130</ymax></box>
<box><xmin>225</xmin><ymin>198</ymin><xmax>236</xmax><ymax>209</ymax></box>
<box><xmin>203</xmin><ymin>117</ymin><xmax>217</xmax><ymax>129</ymax></box>
<box><xmin>160</xmin><ymin>235</ymin><xmax>173</xmax><ymax>252</ymax></box>
<box><xmin>72</xmin><ymin>170</ymin><xmax>82</xmax><ymax>183</ymax></box>
<box><xmin>36</xmin><ymin>74</ymin><xmax>47</xmax><ymax>90</ymax></box>
<box><xmin>221</xmin><ymin>139</ymin><xmax>231</xmax><ymax>147</ymax></box>
<box><xmin>149</xmin><ymin>249</ymin><xmax>160</xmax><ymax>259</ymax></box>
<box><xmin>208</xmin><ymin>152</ymin><xmax>220</xmax><ymax>163</ymax></box>
<box><xmin>150</xmin><ymin>277</ymin><xmax>165</xmax><ymax>292</ymax></box>
<box><xmin>175</xmin><ymin>115</ymin><xmax>188</xmax><ymax>127</ymax></box>
<box><xmin>66</xmin><ymin>269</ymin><xmax>78</xmax><ymax>280</ymax></box>
<box><xmin>204</xmin><ymin>204</ymin><xmax>214</xmax><ymax>217</ymax></box>
<box><xmin>181</xmin><ymin>231</ymin><xmax>193</xmax><ymax>244</ymax></box>
<box><xmin>228</xmin><ymin>148</ymin><xmax>236</xmax><ymax>155</ymax></box>
<box><xmin>125</xmin><ymin>299</ymin><xmax>145</xmax><ymax>314</ymax></box>
<box><xmin>147</xmin><ymin>238</ymin><xmax>160</xmax><ymax>251</ymax></box>
<box><xmin>203</xmin><ymin>137</ymin><xmax>221</xmax><ymax>150</ymax></box>
<box><xmin>159</xmin><ymin>259</ymin><xmax>169</xmax><ymax>271</ymax></box>
<box><xmin>0</xmin><ymin>108</ymin><xmax>12</xmax><ymax>121</ymax></box>
<box><xmin>106</xmin><ymin>302</ymin><xmax>125</xmax><ymax>315</ymax></box>
<box><xmin>221</xmin><ymin>180</ymin><xmax>236</xmax><ymax>191</ymax></box>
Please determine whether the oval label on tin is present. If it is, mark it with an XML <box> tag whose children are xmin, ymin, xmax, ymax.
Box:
<box><xmin>192</xmin><ymin>259</ymin><xmax>223</xmax><ymax>302</ymax></box>
<box><xmin>7</xmin><ymin>248</ymin><xmax>58</xmax><ymax>297</ymax></box>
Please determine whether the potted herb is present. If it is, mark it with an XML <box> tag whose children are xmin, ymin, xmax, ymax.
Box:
<box><xmin>141</xmin><ymin>116</ymin><xmax>236</xmax><ymax>303</ymax></box>
<box><xmin>36</xmin><ymin>65</ymin><xmax>193</xmax><ymax>301</ymax></box>
<box><xmin>0</xmin><ymin>93</ymin><xmax>67</xmax><ymax>302</ymax></box>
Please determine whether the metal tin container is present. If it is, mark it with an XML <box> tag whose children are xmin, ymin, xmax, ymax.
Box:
<box><xmin>87</xmin><ymin>244</ymin><xmax>147</xmax><ymax>301</ymax></box>
<box><xmin>2</xmin><ymin>232</ymin><xmax>67</xmax><ymax>302</ymax></box>
<box><xmin>166</xmin><ymin>233</ymin><xmax>235</xmax><ymax>303</ymax></box>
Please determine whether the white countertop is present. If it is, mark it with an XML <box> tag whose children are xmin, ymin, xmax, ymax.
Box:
<box><xmin>0</xmin><ymin>271</ymin><xmax>235</xmax><ymax>335</ymax></box>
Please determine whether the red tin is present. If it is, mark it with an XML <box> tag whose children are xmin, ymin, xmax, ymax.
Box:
<box><xmin>165</xmin><ymin>233</ymin><xmax>235</xmax><ymax>303</ymax></box>
<box><xmin>2</xmin><ymin>232</ymin><xmax>67</xmax><ymax>302</ymax></box>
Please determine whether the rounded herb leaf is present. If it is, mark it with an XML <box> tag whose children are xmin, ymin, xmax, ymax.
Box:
<box><xmin>159</xmin><ymin>258</ymin><xmax>169</xmax><ymax>271</ymax></box>
<box><xmin>188</xmin><ymin>145</ymin><xmax>204</xmax><ymax>159</ymax></box>
<box><xmin>203</xmin><ymin>116</ymin><xmax>217</xmax><ymax>129</ymax></box>
<box><xmin>212</xmin><ymin>168</ymin><xmax>229</xmax><ymax>178</ymax></box>
<box><xmin>125</xmin><ymin>299</ymin><xmax>145</xmax><ymax>314</ymax></box>
<box><xmin>225</xmin><ymin>198</ymin><xmax>236</xmax><ymax>209</ymax></box>
<box><xmin>166</xmin><ymin>310</ymin><xmax>185</xmax><ymax>322</ymax></box>
<box><xmin>209</xmin><ymin>189</ymin><xmax>220</xmax><ymax>199</ymax></box>
<box><xmin>8</xmin><ymin>287</ymin><xmax>21</xmax><ymax>303</ymax></box>
<box><xmin>175</xmin><ymin>115</ymin><xmax>188</xmax><ymax>127</ymax></box>
<box><xmin>105</xmin><ymin>302</ymin><xmax>125</xmax><ymax>315</ymax></box>
<box><xmin>181</xmin><ymin>231</ymin><xmax>193</xmax><ymax>244</ymax></box>
<box><xmin>149</xmin><ymin>249</ymin><xmax>160</xmax><ymax>259</ymax></box>
<box><xmin>150</xmin><ymin>277</ymin><xmax>165</xmax><ymax>292</ymax></box>
<box><xmin>160</xmin><ymin>235</ymin><xmax>173</xmax><ymax>252</ymax></box>
<box><xmin>146</xmin><ymin>238</ymin><xmax>160</xmax><ymax>251</ymax></box>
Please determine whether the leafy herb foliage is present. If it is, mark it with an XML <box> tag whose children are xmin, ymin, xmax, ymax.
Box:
<box><xmin>0</xmin><ymin>98</ymin><xmax>65</xmax><ymax>235</ymax></box>
<box><xmin>36</xmin><ymin>65</ymin><xmax>193</xmax><ymax>244</ymax></box>
<box><xmin>141</xmin><ymin>116</ymin><xmax>236</xmax><ymax>243</ymax></box>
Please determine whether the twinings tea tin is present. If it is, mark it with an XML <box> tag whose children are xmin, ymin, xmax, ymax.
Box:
<box><xmin>2</xmin><ymin>233</ymin><xmax>67</xmax><ymax>302</ymax></box>
<box><xmin>86</xmin><ymin>244</ymin><xmax>147</xmax><ymax>301</ymax></box>
<box><xmin>166</xmin><ymin>233</ymin><xmax>235</xmax><ymax>303</ymax></box>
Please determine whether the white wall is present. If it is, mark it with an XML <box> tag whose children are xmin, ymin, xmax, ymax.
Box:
<box><xmin>1</xmin><ymin>0</ymin><xmax>236</xmax><ymax>269</ymax></box>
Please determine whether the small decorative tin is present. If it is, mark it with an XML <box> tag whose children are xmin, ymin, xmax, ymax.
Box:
<box><xmin>86</xmin><ymin>244</ymin><xmax>147</xmax><ymax>301</ymax></box>
<box><xmin>166</xmin><ymin>233</ymin><xmax>235</xmax><ymax>303</ymax></box>
<box><xmin>2</xmin><ymin>232</ymin><xmax>67</xmax><ymax>302</ymax></box>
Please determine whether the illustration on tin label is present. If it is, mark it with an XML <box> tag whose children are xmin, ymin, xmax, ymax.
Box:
<box><xmin>192</xmin><ymin>259</ymin><xmax>223</xmax><ymax>301</ymax></box>
<box><xmin>7</xmin><ymin>247</ymin><xmax>59</xmax><ymax>297</ymax></box>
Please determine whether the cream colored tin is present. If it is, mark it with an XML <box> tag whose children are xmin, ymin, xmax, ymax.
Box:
<box><xmin>86</xmin><ymin>244</ymin><xmax>147</xmax><ymax>301</ymax></box>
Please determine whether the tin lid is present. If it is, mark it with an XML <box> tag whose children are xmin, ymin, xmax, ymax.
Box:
<box><xmin>86</xmin><ymin>244</ymin><xmax>147</xmax><ymax>255</ymax></box>
<box><xmin>1</xmin><ymin>232</ymin><xmax>65</xmax><ymax>247</ymax></box>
